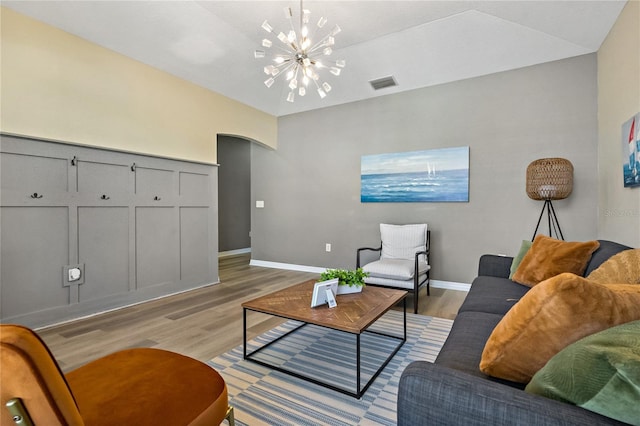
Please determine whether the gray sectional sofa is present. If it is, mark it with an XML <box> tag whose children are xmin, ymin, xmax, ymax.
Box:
<box><xmin>397</xmin><ymin>240</ymin><xmax>632</xmax><ymax>426</ymax></box>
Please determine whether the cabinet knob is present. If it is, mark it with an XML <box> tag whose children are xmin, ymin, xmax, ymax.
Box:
<box><xmin>100</xmin><ymin>194</ymin><xmax>110</xmax><ymax>200</ymax></box>
<box><xmin>30</xmin><ymin>192</ymin><xmax>43</xmax><ymax>199</ymax></box>
<box><xmin>153</xmin><ymin>196</ymin><xmax>161</xmax><ymax>201</ymax></box>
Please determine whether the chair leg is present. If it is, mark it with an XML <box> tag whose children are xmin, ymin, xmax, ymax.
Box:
<box><xmin>414</xmin><ymin>289</ymin><xmax>419</xmax><ymax>314</ymax></box>
<box><xmin>225</xmin><ymin>406</ymin><xmax>235</xmax><ymax>426</ymax></box>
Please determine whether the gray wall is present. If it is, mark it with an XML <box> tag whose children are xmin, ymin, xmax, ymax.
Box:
<box><xmin>1</xmin><ymin>135</ymin><xmax>218</xmax><ymax>327</ymax></box>
<box><xmin>251</xmin><ymin>54</ymin><xmax>599</xmax><ymax>284</ymax></box>
<box><xmin>218</xmin><ymin>135</ymin><xmax>251</xmax><ymax>252</ymax></box>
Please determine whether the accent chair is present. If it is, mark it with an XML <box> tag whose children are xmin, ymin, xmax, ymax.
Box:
<box><xmin>357</xmin><ymin>223</ymin><xmax>431</xmax><ymax>314</ymax></box>
<box><xmin>1</xmin><ymin>324</ymin><xmax>234</xmax><ymax>426</ymax></box>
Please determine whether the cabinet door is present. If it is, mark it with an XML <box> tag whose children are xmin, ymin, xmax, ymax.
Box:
<box><xmin>136</xmin><ymin>207</ymin><xmax>179</xmax><ymax>288</ymax></box>
<box><xmin>78</xmin><ymin>207</ymin><xmax>130</xmax><ymax>302</ymax></box>
<box><xmin>1</xmin><ymin>207</ymin><xmax>70</xmax><ymax>318</ymax></box>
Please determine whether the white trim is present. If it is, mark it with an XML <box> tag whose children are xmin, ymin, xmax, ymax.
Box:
<box><xmin>431</xmin><ymin>280</ymin><xmax>471</xmax><ymax>292</ymax></box>
<box><xmin>250</xmin><ymin>259</ymin><xmax>327</xmax><ymax>274</ymax></box>
<box><xmin>219</xmin><ymin>248</ymin><xmax>251</xmax><ymax>257</ymax></box>
<box><xmin>249</xmin><ymin>259</ymin><xmax>471</xmax><ymax>292</ymax></box>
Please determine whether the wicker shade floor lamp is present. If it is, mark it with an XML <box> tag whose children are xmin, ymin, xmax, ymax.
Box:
<box><xmin>526</xmin><ymin>158</ymin><xmax>574</xmax><ymax>241</ymax></box>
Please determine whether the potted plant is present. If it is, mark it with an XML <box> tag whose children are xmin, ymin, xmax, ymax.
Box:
<box><xmin>319</xmin><ymin>268</ymin><xmax>368</xmax><ymax>295</ymax></box>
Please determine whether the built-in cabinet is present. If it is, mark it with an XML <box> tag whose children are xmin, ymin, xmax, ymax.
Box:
<box><xmin>0</xmin><ymin>135</ymin><xmax>218</xmax><ymax>327</ymax></box>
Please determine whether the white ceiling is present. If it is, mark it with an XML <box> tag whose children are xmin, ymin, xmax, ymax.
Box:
<box><xmin>3</xmin><ymin>0</ymin><xmax>627</xmax><ymax>117</ymax></box>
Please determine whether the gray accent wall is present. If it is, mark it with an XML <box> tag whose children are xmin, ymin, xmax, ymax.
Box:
<box><xmin>251</xmin><ymin>54</ymin><xmax>599</xmax><ymax>284</ymax></box>
<box><xmin>0</xmin><ymin>135</ymin><xmax>219</xmax><ymax>327</ymax></box>
<box><xmin>218</xmin><ymin>135</ymin><xmax>251</xmax><ymax>252</ymax></box>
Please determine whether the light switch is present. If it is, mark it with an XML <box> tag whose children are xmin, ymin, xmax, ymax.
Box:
<box><xmin>256</xmin><ymin>200</ymin><xmax>265</xmax><ymax>208</ymax></box>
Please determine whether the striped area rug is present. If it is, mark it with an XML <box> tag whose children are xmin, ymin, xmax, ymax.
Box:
<box><xmin>208</xmin><ymin>310</ymin><xmax>453</xmax><ymax>426</ymax></box>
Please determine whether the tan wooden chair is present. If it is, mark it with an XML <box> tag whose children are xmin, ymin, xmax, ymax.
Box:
<box><xmin>1</xmin><ymin>324</ymin><xmax>234</xmax><ymax>426</ymax></box>
<box><xmin>357</xmin><ymin>223</ymin><xmax>431</xmax><ymax>314</ymax></box>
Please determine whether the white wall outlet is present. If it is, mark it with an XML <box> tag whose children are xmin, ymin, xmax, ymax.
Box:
<box><xmin>256</xmin><ymin>200</ymin><xmax>265</xmax><ymax>208</ymax></box>
<box><xmin>63</xmin><ymin>263</ymin><xmax>85</xmax><ymax>287</ymax></box>
<box><xmin>325</xmin><ymin>243</ymin><xmax>331</xmax><ymax>252</ymax></box>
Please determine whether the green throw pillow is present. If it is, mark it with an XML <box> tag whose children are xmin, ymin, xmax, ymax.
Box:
<box><xmin>509</xmin><ymin>240</ymin><xmax>532</xmax><ymax>279</ymax></box>
<box><xmin>525</xmin><ymin>320</ymin><xmax>640</xmax><ymax>425</ymax></box>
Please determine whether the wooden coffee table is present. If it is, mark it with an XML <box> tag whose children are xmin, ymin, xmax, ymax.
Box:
<box><xmin>242</xmin><ymin>280</ymin><xmax>407</xmax><ymax>398</ymax></box>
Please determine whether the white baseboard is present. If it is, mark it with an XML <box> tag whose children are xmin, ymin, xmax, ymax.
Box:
<box><xmin>249</xmin><ymin>259</ymin><xmax>327</xmax><ymax>274</ymax></box>
<box><xmin>431</xmin><ymin>280</ymin><xmax>471</xmax><ymax>292</ymax></box>
<box><xmin>219</xmin><ymin>248</ymin><xmax>251</xmax><ymax>257</ymax></box>
<box><xmin>249</xmin><ymin>259</ymin><xmax>471</xmax><ymax>292</ymax></box>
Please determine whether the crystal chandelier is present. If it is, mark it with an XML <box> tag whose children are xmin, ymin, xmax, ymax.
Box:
<box><xmin>254</xmin><ymin>1</ymin><xmax>345</xmax><ymax>103</ymax></box>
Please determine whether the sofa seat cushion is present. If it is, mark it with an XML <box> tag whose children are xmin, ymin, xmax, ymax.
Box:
<box><xmin>435</xmin><ymin>311</ymin><xmax>525</xmax><ymax>390</ymax></box>
<box><xmin>459</xmin><ymin>276</ymin><xmax>529</xmax><ymax>316</ymax></box>
<box><xmin>526</xmin><ymin>320</ymin><xmax>640</xmax><ymax>426</ymax></box>
<box><xmin>363</xmin><ymin>258</ymin><xmax>429</xmax><ymax>280</ymax></box>
<box><xmin>480</xmin><ymin>273</ymin><xmax>640</xmax><ymax>383</ymax></box>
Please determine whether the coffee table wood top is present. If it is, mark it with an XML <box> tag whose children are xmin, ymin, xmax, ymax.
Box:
<box><xmin>242</xmin><ymin>280</ymin><xmax>407</xmax><ymax>334</ymax></box>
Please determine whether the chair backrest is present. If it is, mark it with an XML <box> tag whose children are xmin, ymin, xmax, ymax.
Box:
<box><xmin>1</xmin><ymin>324</ymin><xmax>84</xmax><ymax>426</ymax></box>
<box><xmin>380</xmin><ymin>223</ymin><xmax>428</xmax><ymax>262</ymax></box>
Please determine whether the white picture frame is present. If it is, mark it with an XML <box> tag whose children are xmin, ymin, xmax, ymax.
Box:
<box><xmin>311</xmin><ymin>278</ymin><xmax>339</xmax><ymax>307</ymax></box>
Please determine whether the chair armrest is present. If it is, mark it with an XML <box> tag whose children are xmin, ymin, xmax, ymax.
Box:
<box><xmin>398</xmin><ymin>361</ymin><xmax>624</xmax><ymax>426</ymax></box>
<box><xmin>356</xmin><ymin>246</ymin><xmax>381</xmax><ymax>268</ymax></box>
<box><xmin>478</xmin><ymin>254</ymin><xmax>513</xmax><ymax>278</ymax></box>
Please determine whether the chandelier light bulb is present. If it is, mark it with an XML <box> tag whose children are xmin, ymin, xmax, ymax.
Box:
<box><xmin>255</xmin><ymin>1</ymin><xmax>344</xmax><ymax>103</ymax></box>
<box><xmin>261</xmin><ymin>20</ymin><xmax>273</xmax><ymax>33</ymax></box>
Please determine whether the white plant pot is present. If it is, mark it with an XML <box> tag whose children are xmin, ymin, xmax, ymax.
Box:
<box><xmin>336</xmin><ymin>285</ymin><xmax>363</xmax><ymax>295</ymax></box>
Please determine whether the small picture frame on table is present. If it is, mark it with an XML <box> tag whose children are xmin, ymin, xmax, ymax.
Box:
<box><xmin>311</xmin><ymin>278</ymin><xmax>338</xmax><ymax>308</ymax></box>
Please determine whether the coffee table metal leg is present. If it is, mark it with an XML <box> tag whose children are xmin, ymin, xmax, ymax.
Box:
<box><xmin>356</xmin><ymin>334</ymin><xmax>361</xmax><ymax>398</ymax></box>
<box><xmin>243</xmin><ymin>308</ymin><xmax>247</xmax><ymax>359</ymax></box>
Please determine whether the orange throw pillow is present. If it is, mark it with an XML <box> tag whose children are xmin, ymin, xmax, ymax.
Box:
<box><xmin>479</xmin><ymin>273</ymin><xmax>640</xmax><ymax>383</ymax></box>
<box><xmin>587</xmin><ymin>248</ymin><xmax>640</xmax><ymax>285</ymax></box>
<box><xmin>512</xmin><ymin>235</ymin><xmax>599</xmax><ymax>287</ymax></box>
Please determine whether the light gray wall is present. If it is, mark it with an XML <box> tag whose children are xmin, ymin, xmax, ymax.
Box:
<box><xmin>1</xmin><ymin>135</ymin><xmax>219</xmax><ymax>327</ymax></box>
<box><xmin>251</xmin><ymin>54</ymin><xmax>599</xmax><ymax>284</ymax></box>
<box><xmin>218</xmin><ymin>135</ymin><xmax>251</xmax><ymax>252</ymax></box>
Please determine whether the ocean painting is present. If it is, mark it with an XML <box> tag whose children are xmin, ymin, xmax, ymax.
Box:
<box><xmin>361</xmin><ymin>147</ymin><xmax>469</xmax><ymax>202</ymax></box>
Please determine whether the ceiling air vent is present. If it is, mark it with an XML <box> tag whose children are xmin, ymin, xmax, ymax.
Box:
<box><xmin>369</xmin><ymin>76</ymin><xmax>397</xmax><ymax>91</ymax></box>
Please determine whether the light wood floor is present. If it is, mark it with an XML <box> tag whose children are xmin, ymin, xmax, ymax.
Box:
<box><xmin>39</xmin><ymin>254</ymin><xmax>468</xmax><ymax>372</ymax></box>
